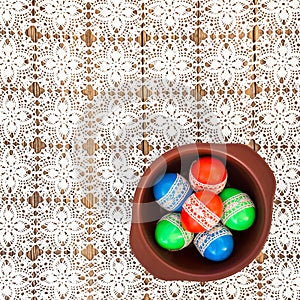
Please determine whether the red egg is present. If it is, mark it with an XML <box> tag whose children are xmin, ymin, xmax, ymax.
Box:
<box><xmin>189</xmin><ymin>156</ymin><xmax>227</xmax><ymax>194</ymax></box>
<box><xmin>181</xmin><ymin>190</ymin><xmax>223</xmax><ymax>233</ymax></box>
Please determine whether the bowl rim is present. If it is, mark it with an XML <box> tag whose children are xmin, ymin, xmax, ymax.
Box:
<box><xmin>130</xmin><ymin>143</ymin><xmax>276</xmax><ymax>281</ymax></box>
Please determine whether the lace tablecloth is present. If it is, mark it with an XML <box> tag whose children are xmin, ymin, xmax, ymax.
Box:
<box><xmin>0</xmin><ymin>1</ymin><xmax>299</xmax><ymax>299</ymax></box>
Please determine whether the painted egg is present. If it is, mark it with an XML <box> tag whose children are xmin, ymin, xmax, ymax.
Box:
<box><xmin>219</xmin><ymin>188</ymin><xmax>256</xmax><ymax>231</ymax></box>
<box><xmin>181</xmin><ymin>190</ymin><xmax>223</xmax><ymax>233</ymax></box>
<box><xmin>153</xmin><ymin>173</ymin><xmax>193</xmax><ymax>212</ymax></box>
<box><xmin>155</xmin><ymin>213</ymin><xmax>194</xmax><ymax>251</ymax></box>
<box><xmin>189</xmin><ymin>156</ymin><xmax>227</xmax><ymax>194</ymax></box>
<box><xmin>194</xmin><ymin>223</ymin><xmax>234</xmax><ymax>262</ymax></box>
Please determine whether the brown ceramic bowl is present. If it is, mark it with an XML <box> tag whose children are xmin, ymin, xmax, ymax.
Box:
<box><xmin>130</xmin><ymin>143</ymin><xmax>276</xmax><ymax>281</ymax></box>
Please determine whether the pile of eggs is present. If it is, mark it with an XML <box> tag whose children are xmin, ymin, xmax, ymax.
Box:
<box><xmin>153</xmin><ymin>156</ymin><xmax>256</xmax><ymax>262</ymax></box>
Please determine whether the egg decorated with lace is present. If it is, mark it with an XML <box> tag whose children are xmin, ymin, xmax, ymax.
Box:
<box><xmin>189</xmin><ymin>156</ymin><xmax>227</xmax><ymax>194</ymax></box>
<box><xmin>194</xmin><ymin>223</ymin><xmax>234</xmax><ymax>262</ymax></box>
<box><xmin>219</xmin><ymin>188</ymin><xmax>256</xmax><ymax>231</ymax></box>
<box><xmin>154</xmin><ymin>213</ymin><xmax>194</xmax><ymax>251</ymax></box>
<box><xmin>181</xmin><ymin>190</ymin><xmax>223</xmax><ymax>233</ymax></box>
<box><xmin>153</xmin><ymin>173</ymin><xmax>193</xmax><ymax>212</ymax></box>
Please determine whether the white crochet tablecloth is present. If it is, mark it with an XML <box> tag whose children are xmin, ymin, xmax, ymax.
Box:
<box><xmin>0</xmin><ymin>1</ymin><xmax>299</xmax><ymax>299</ymax></box>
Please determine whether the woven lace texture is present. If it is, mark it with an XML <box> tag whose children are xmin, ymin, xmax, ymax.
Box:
<box><xmin>0</xmin><ymin>1</ymin><xmax>299</xmax><ymax>300</ymax></box>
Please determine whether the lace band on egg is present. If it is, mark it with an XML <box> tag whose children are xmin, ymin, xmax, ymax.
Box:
<box><xmin>193</xmin><ymin>224</ymin><xmax>232</xmax><ymax>256</ymax></box>
<box><xmin>183</xmin><ymin>193</ymin><xmax>220</xmax><ymax>231</ymax></box>
<box><xmin>221</xmin><ymin>193</ymin><xmax>255</xmax><ymax>224</ymax></box>
<box><xmin>161</xmin><ymin>214</ymin><xmax>194</xmax><ymax>249</ymax></box>
<box><xmin>156</xmin><ymin>174</ymin><xmax>191</xmax><ymax>211</ymax></box>
<box><xmin>189</xmin><ymin>163</ymin><xmax>227</xmax><ymax>194</ymax></box>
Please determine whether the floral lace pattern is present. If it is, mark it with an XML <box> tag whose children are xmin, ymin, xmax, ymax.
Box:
<box><xmin>259</xmin><ymin>38</ymin><xmax>300</xmax><ymax>85</ymax></box>
<box><xmin>0</xmin><ymin>1</ymin><xmax>299</xmax><ymax>299</ymax></box>
<box><xmin>94</xmin><ymin>0</ymin><xmax>139</xmax><ymax>35</ymax></box>
<box><xmin>203</xmin><ymin>41</ymin><xmax>249</xmax><ymax>87</ymax></box>
<box><xmin>0</xmin><ymin>204</ymin><xmax>31</xmax><ymax>248</ymax></box>
<box><xmin>255</xmin><ymin>92</ymin><xmax>300</xmax><ymax>143</ymax></box>
<box><xmin>40</xmin><ymin>256</ymin><xmax>84</xmax><ymax>300</ymax></box>
<box><xmin>0</xmin><ymin>258</ymin><xmax>30</xmax><ymax>299</ymax></box>
<box><xmin>0</xmin><ymin>38</ymin><xmax>30</xmax><ymax>85</ymax></box>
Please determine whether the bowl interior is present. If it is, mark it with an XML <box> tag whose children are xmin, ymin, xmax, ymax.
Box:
<box><xmin>138</xmin><ymin>147</ymin><xmax>267</xmax><ymax>277</ymax></box>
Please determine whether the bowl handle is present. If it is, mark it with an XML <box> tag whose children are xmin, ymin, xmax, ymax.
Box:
<box><xmin>226</xmin><ymin>144</ymin><xmax>276</xmax><ymax>206</ymax></box>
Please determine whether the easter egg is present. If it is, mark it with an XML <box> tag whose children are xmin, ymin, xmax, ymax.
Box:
<box><xmin>189</xmin><ymin>156</ymin><xmax>227</xmax><ymax>194</ymax></box>
<box><xmin>219</xmin><ymin>188</ymin><xmax>256</xmax><ymax>231</ymax></box>
<box><xmin>181</xmin><ymin>190</ymin><xmax>223</xmax><ymax>233</ymax></box>
<box><xmin>155</xmin><ymin>213</ymin><xmax>194</xmax><ymax>251</ymax></box>
<box><xmin>153</xmin><ymin>173</ymin><xmax>193</xmax><ymax>212</ymax></box>
<box><xmin>194</xmin><ymin>223</ymin><xmax>234</xmax><ymax>262</ymax></box>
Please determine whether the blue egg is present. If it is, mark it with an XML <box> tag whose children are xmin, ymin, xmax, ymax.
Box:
<box><xmin>153</xmin><ymin>173</ymin><xmax>177</xmax><ymax>199</ymax></box>
<box><xmin>194</xmin><ymin>224</ymin><xmax>234</xmax><ymax>262</ymax></box>
<box><xmin>153</xmin><ymin>173</ymin><xmax>193</xmax><ymax>212</ymax></box>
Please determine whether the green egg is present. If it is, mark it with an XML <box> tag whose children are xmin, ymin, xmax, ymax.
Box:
<box><xmin>219</xmin><ymin>188</ymin><xmax>256</xmax><ymax>231</ymax></box>
<box><xmin>155</xmin><ymin>213</ymin><xmax>194</xmax><ymax>251</ymax></box>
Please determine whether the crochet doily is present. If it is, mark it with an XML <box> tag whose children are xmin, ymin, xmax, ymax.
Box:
<box><xmin>0</xmin><ymin>1</ymin><xmax>299</xmax><ymax>299</ymax></box>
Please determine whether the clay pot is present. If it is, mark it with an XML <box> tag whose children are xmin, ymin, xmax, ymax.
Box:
<box><xmin>130</xmin><ymin>143</ymin><xmax>276</xmax><ymax>281</ymax></box>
